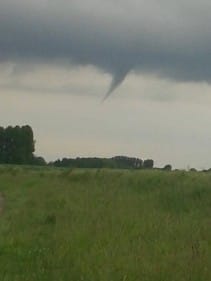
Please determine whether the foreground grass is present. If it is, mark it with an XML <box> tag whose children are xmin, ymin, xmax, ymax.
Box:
<box><xmin>0</xmin><ymin>166</ymin><xmax>211</xmax><ymax>280</ymax></box>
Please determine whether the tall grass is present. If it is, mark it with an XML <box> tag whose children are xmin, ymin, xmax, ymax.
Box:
<box><xmin>0</xmin><ymin>167</ymin><xmax>211</xmax><ymax>280</ymax></box>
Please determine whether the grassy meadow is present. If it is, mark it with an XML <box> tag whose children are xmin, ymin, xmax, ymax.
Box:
<box><xmin>0</xmin><ymin>166</ymin><xmax>211</xmax><ymax>280</ymax></box>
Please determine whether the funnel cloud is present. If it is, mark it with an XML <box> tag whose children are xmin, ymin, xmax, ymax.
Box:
<box><xmin>103</xmin><ymin>68</ymin><xmax>130</xmax><ymax>100</ymax></box>
<box><xmin>1</xmin><ymin>0</ymin><xmax>211</xmax><ymax>96</ymax></box>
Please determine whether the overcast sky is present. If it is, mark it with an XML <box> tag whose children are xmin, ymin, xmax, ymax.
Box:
<box><xmin>1</xmin><ymin>0</ymin><xmax>211</xmax><ymax>169</ymax></box>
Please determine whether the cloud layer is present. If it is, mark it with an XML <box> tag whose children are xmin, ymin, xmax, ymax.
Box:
<box><xmin>1</xmin><ymin>0</ymin><xmax>211</xmax><ymax>93</ymax></box>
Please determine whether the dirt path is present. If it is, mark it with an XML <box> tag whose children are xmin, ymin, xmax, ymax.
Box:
<box><xmin>0</xmin><ymin>193</ymin><xmax>4</xmax><ymax>215</ymax></box>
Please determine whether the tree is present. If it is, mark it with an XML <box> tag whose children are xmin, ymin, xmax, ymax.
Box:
<box><xmin>21</xmin><ymin>125</ymin><xmax>35</xmax><ymax>163</ymax></box>
<box><xmin>0</xmin><ymin>127</ymin><xmax>5</xmax><ymax>163</ymax></box>
<box><xmin>143</xmin><ymin>159</ymin><xmax>154</xmax><ymax>169</ymax></box>
<box><xmin>32</xmin><ymin>156</ymin><xmax>46</xmax><ymax>166</ymax></box>
<box><xmin>0</xmin><ymin>125</ymin><xmax>35</xmax><ymax>164</ymax></box>
<box><xmin>163</xmin><ymin>164</ymin><xmax>172</xmax><ymax>171</ymax></box>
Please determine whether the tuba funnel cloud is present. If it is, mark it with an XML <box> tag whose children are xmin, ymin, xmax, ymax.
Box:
<box><xmin>102</xmin><ymin>68</ymin><xmax>130</xmax><ymax>101</ymax></box>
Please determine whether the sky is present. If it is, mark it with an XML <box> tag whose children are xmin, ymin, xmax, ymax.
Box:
<box><xmin>1</xmin><ymin>0</ymin><xmax>211</xmax><ymax>169</ymax></box>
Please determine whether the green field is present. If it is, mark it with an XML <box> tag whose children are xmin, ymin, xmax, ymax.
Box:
<box><xmin>0</xmin><ymin>166</ymin><xmax>211</xmax><ymax>281</ymax></box>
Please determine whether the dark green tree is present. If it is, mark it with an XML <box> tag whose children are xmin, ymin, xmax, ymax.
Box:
<box><xmin>0</xmin><ymin>127</ymin><xmax>5</xmax><ymax>163</ymax></box>
<box><xmin>163</xmin><ymin>164</ymin><xmax>172</xmax><ymax>171</ymax></box>
<box><xmin>143</xmin><ymin>159</ymin><xmax>154</xmax><ymax>169</ymax></box>
<box><xmin>0</xmin><ymin>125</ymin><xmax>35</xmax><ymax>164</ymax></box>
<box><xmin>21</xmin><ymin>125</ymin><xmax>35</xmax><ymax>164</ymax></box>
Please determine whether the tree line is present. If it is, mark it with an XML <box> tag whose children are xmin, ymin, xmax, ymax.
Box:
<box><xmin>0</xmin><ymin>125</ymin><xmax>159</xmax><ymax>169</ymax></box>
<box><xmin>51</xmin><ymin>156</ymin><xmax>154</xmax><ymax>169</ymax></box>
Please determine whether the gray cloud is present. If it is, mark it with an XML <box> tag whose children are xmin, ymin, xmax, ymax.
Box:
<box><xmin>1</xmin><ymin>0</ymin><xmax>211</xmax><ymax>94</ymax></box>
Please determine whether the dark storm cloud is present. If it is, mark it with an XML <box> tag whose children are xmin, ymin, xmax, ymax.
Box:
<box><xmin>1</xmin><ymin>0</ymin><xmax>211</xmax><ymax>94</ymax></box>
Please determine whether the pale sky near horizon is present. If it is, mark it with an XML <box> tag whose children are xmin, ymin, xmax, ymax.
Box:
<box><xmin>1</xmin><ymin>0</ymin><xmax>211</xmax><ymax>169</ymax></box>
